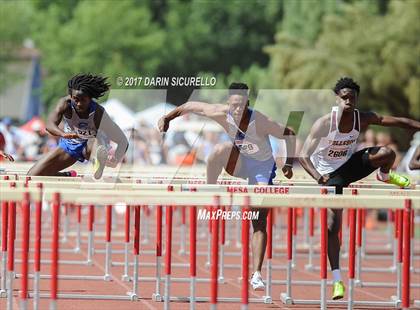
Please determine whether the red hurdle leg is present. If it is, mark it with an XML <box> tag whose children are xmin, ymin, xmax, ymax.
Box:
<box><xmin>50</xmin><ymin>193</ymin><xmax>60</xmax><ymax>310</ymax></box>
<box><xmin>280</xmin><ymin>207</ymin><xmax>293</xmax><ymax>304</ymax></box>
<box><xmin>75</xmin><ymin>204</ymin><xmax>82</xmax><ymax>252</ymax></box>
<box><xmin>104</xmin><ymin>204</ymin><xmax>112</xmax><ymax>281</ymax></box>
<box><xmin>320</xmin><ymin>207</ymin><xmax>328</xmax><ymax>310</ymax></box>
<box><xmin>210</xmin><ymin>196</ymin><xmax>220</xmax><ymax>310</ymax></box>
<box><xmin>241</xmin><ymin>197</ymin><xmax>250</xmax><ymax>310</ymax></box>
<box><xmin>130</xmin><ymin>206</ymin><xmax>140</xmax><ymax>300</ymax></box>
<box><xmin>393</xmin><ymin>209</ymin><xmax>398</xmax><ymax>270</ymax></box>
<box><xmin>305</xmin><ymin>208</ymin><xmax>315</xmax><ymax>270</ymax></box>
<box><xmin>122</xmin><ymin>205</ymin><xmax>131</xmax><ymax>281</ymax></box>
<box><xmin>152</xmin><ymin>205</ymin><xmax>163</xmax><ymax>301</ymax></box>
<box><xmin>264</xmin><ymin>207</ymin><xmax>273</xmax><ymax>303</ymax></box>
<box><xmin>164</xmin><ymin>205</ymin><xmax>173</xmax><ymax>309</ymax></box>
<box><xmin>189</xmin><ymin>206</ymin><xmax>197</xmax><ymax>308</ymax></box>
<box><xmin>179</xmin><ymin>206</ymin><xmax>186</xmax><ymax>255</ymax></box>
<box><xmin>219</xmin><ymin>206</ymin><xmax>226</xmax><ymax>283</ymax></box>
<box><xmin>6</xmin><ymin>189</ymin><xmax>16</xmax><ymax>310</ymax></box>
<box><xmin>206</xmin><ymin>206</ymin><xmax>212</xmax><ymax>267</ymax></box>
<box><xmin>402</xmin><ymin>200</ymin><xmax>412</xmax><ymax>310</ymax></box>
<box><xmin>356</xmin><ymin>208</ymin><xmax>363</xmax><ymax>283</ymax></box>
<box><xmin>347</xmin><ymin>208</ymin><xmax>357</xmax><ymax>309</ymax></box>
<box><xmin>396</xmin><ymin>209</ymin><xmax>403</xmax><ymax>301</ymax></box>
<box><xmin>292</xmin><ymin>208</ymin><xmax>297</xmax><ymax>268</ymax></box>
<box><xmin>87</xmin><ymin>204</ymin><xmax>95</xmax><ymax>264</ymax></box>
<box><xmin>20</xmin><ymin>192</ymin><xmax>30</xmax><ymax>310</ymax></box>
<box><xmin>62</xmin><ymin>203</ymin><xmax>69</xmax><ymax>242</ymax></box>
<box><xmin>33</xmin><ymin>183</ymin><xmax>43</xmax><ymax>310</ymax></box>
<box><xmin>1</xmin><ymin>199</ymin><xmax>8</xmax><ymax>295</ymax></box>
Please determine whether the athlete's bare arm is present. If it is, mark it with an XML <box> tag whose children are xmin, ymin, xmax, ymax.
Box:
<box><xmin>361</xmin><ymin>112</ymin><xmax>420</xmax><ymax>131</ymax></box>
<box><xmin>158</xmin><ymin>101</ymin><xmax>228</xmax><ymax>132</ymax></box>
<box><xmin>299</xmin><ymin>114</ymin><xmax>331</xmax><ymax>183</ymax></box>
<box><xmin>409</xmin><ymin>146</ymin><xmax>420</xmax><ymax>170</ymax></box>
<box><xmin>46</xmin><ymin>97</ymin><xmax>78</xmax><ymax>139</ymax></box>
<box><xmin>256</xmin><ymin>112</ymin><xmax>295</xmax><ymax>178</ymax></box>
<box><xmin>95</xmin><ymin>107</ymin><xmax>129</xmax><ymax>165</ymax></box>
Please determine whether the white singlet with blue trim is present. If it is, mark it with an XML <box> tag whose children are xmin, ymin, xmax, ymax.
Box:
<box><xmin>310</xmin><ymin>106</ymin><xmax>360</xmax><ymax>175</ymax></box>
<box><xmin>226</xmin><ymin>109</ymin><xmax>273</xmax><ymax>161</ymax></box>
<box><xmin>63</xmin><ymin>101</ymin><xmax>98</xmax><ymax>145</ymax></box>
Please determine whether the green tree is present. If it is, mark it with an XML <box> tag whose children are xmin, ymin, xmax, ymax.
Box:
<box><xmin>267</xmin><ymin>0</ymin><xmax>419</xmax><ymax>117</ymax></box>
<box><xmin>266</xmin><ymin>0</ymin><xmax>419</xmax><ymax>146</ymax></box>
<box><xmin>31</xmin><ymin>0</ymin><xmax>165</xmax><ymax>109</ymax></box>
<box><xmin>0</xmin><ymin>1</ymin><xmax>34</xmax><ymax>92</ymax></box>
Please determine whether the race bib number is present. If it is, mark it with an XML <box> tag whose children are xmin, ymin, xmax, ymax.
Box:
<box><xmin>235</xmin><ymin>140</ymin><xmax>260</xmax><ymax>155</ymax></box>
<box><xmin>76</xmin><ymin>128</ymin><xmax>96</xmax><ymax>138</ymax></box>
<box><xmin>327</xmin><ymin>149</ymin><xmax>348</xmax><ymax>159</ymax></box>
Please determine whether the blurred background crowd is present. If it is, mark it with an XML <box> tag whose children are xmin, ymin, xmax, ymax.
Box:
<box><xmin>1</xmin><ymin>113</ymin><xmax>418</xmax><ymax>177</ymax></box>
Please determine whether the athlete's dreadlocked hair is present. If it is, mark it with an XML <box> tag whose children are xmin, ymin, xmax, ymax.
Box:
<box><xmin>68</xmin><ymin>74</ymin><xmax>111</xmax><ymax>98</ymax></box>
<box><xmin>228</xmin><ymin>82</ymin><xmax>249</xmax><ymax>96</ymax></box>
<box><xmin>333</xmin><ymin>77</ymin><xmax>360</xmax><ymax>95</ymax></box>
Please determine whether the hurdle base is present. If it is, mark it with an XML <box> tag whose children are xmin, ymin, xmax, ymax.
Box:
<box><xmin>390</xmin><ymin>295</ymin><xmax>401</xmax><ymax>308</ymax></box>
<box><xmin>127</xmin><ymin>292</ymin><xmax>138</xmax><ymax>301</ymax></box>
<box><xmin>304</xmin><ymin>263</ymin><xmax>314</xmax><ymax>271</ymax></box>
<box><xmin>73</xmin><ymin>247</ymin><xmax>80</xmax><ymax>253</ymax></box>
<box><xmin>152</xmin><ymin>293</ymin><xmax>162</xmax><ymax>302</ymax></box>
<box><xmin>121</xmin><ymin>275</ymin><xmax>131</xmax><ymax>282</ymax></box>
<box><xmin>263</xmin><ymin>295</ymin><xmax>272</xmax><ymax>304</ymax></box>
<box><xmin>280</xmin><ymin>293</ymin><xmax>293</xmax><ymax>305</ymax></box>
<box><xmin>218</xmin><ymin>276</ymin><xmax>225</xmax><ymax>284</ymax></box>
<box><xmin>103</xmin><ymin>274</ymin><xmax>112</xmax><ymax>281</ymax></box>
<box><xmin>0</xmin><ymin>289</ymin><xmax>6</xmax><ymax>297</ymax></box>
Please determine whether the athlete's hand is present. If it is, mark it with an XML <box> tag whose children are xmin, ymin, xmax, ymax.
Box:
<box><xmin>62</xmin><ymin>132</ymin><xmax>79</xmax><ymax>139</ymax></box>
<box><xmin>158</xmin><ymin>116</ymin><xmax>170</xmax><ymax>133</ymax></box>
<box><xmin>317</xmin><ymin>174</ymin><xmax>330</xmax><ymax>185</ymax></box>
<box><xmin>282</xmin><ymin>165</ymin><xmax>293</xmax><ymax>179</ymax></box>
<box><xmin>0</xmin><ymin>150</ymin><xmax>14</xmax><ymax>162</ymax></box>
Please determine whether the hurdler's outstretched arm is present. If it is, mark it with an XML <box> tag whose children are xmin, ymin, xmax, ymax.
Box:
<box><xmin>158</xmin><ymin>101</ymin><xmax>226</xmax><ymax>132</ymax></box>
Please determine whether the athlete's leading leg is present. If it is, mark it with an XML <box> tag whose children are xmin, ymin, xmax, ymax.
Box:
<box><xmin>85</xmin><ymin>138</ymin><xmax>108</xmax><ymax>179</ymax></box>
<box><xmin>27</xmin><ymin>148</ymin><xmax>77</xmax><ymax>176</ymax></box>
<box><xmin>366</xmin><ymin>146</ymin><xmax>410</xmax><ymax>187</ymax></box>
<box><xmin>206</xmin><ymin>142</ymin><xmax>241</xmax><ymax>184</ymax></box>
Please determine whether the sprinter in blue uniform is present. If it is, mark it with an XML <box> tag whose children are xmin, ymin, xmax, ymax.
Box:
<box><xmin>28</xmin><ymin>74</ymin><xmax>128</xmax><ymax>178</ymax></box>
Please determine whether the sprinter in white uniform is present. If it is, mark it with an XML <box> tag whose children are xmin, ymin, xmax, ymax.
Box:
<box><xmin>159</xmin><ymin>82</ymin><xmax>296</xmax><ymax>291</ymax></box>
<box><xmin>28</xmin><ymin>74</ymin><xmax>128</xmax><ymax>178</ymax></box>
<box><xmin>300</xmin><ymin>77</ymin><xmax>420</xmax><ymax>300</ymax></box>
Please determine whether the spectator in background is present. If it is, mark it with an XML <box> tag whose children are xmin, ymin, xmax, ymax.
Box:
<box><xmin>0</xmin><ymin>131</ymin><xmax>14</xmax><ymax>161</ymax></box>
<box><xmin>398</xmin><ymin>132</ymin><xmax>420</xmax><ymax>177</ymax></box>
<box><xmin>196</xmin><ymin>131</ymin><xmax>220</xmax><ymax>163</ymax></box>
<box><xmin>1</xmin><ymin>117</ymin><xmax>21</xmax><ymax>160</ymax></box>
<box><xmin>358</xmin><ymin>128</ymin><xmax>376</xmax><ymax>150</ymax></box>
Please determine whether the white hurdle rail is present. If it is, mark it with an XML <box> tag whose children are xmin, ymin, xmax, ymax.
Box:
<box><xmin>0</xmin><ymin>184</ymin><xmax>419</xmax><ymax>310</ymax></box>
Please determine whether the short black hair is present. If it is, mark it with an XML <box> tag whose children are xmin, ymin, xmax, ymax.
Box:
<box><xmin>333</xmin><ymin>77</ymin><xmax>360</xmax><ymax>95</ymax></box>
<box><xmin>68</xmin><ymin>74</ymin><xmax>111</xmax><ymax>98</ymax></box>
<box><xmin>228</xmin><ymin>82</ymin><xmax>249</xmax><ymax>96</ymax></box>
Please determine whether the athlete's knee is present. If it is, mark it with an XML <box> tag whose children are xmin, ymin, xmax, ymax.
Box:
<box><xmin>377</xmin><ymin>146</ymin><xmax>396</xmax><ymax>162</ymax></box>
<box><xmin>327</xmin><ymin>209</ymin><xmax>342</xmax><ymax>235</ymax></box>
